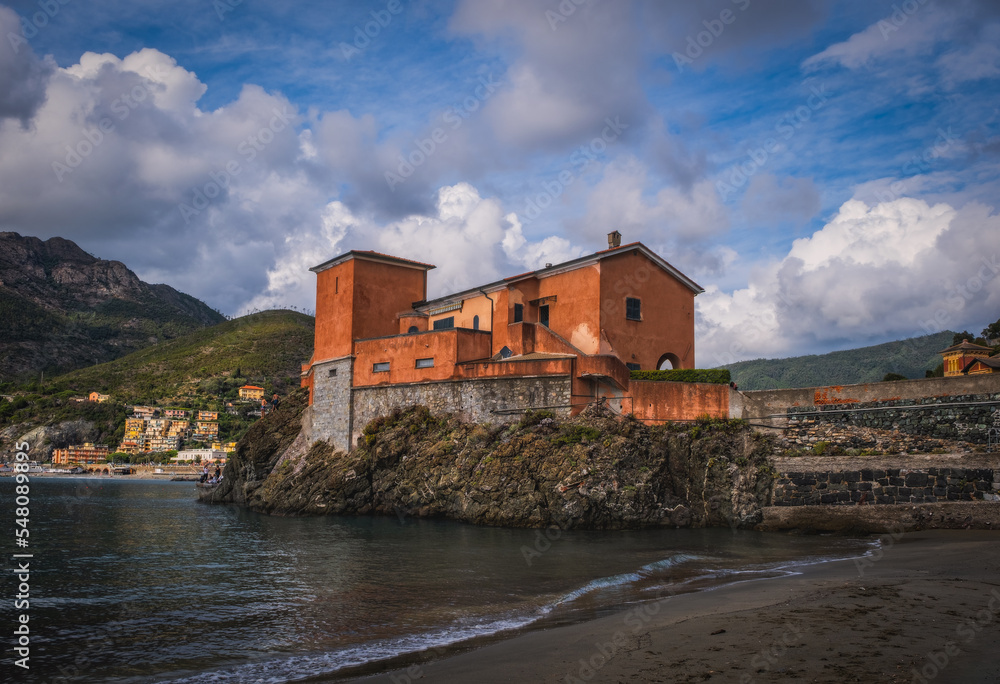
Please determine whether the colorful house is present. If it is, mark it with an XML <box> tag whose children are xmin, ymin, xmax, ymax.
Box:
<box><xmin>939</xmin><ymin>339</ymin><xmax>994</xmax><ymax>377</ymax></box>
<box><xmin>53</xmin><ymin>443</ymin><xmax>110</xmax><ymax>465</ymax></box>
<box><xmin>301</xmin><ymin>235</ymin><xmax>706</xmax><ymax>450</ymax></box>
<box><xmin>239</xmin><ymin>385</ymin><xmax>265</xmax><ymax>401</ymax></box>
<box><xmin>962</xmin><ymin>356</ymin><xmax>1000</xmax><ymax>375</ymax></box>
<box><xmin>88</xmin><ymin>391</ymin><xmax>111</xmax><ymax>403</ymax></box>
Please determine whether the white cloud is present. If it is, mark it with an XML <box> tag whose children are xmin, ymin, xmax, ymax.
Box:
<box><xmin>697</xmin><ymin>197</ymin><xmax>1000</xmax><ymax>366</ymax></box>
<box><xmin>246</xmin><ymin>183</ymin><xmax>588</xmax><ymax>311</ymax></box>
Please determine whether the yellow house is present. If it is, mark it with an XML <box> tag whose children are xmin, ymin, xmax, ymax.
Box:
<box><xmin>239</xmin><ymin>385</ymin><xmax>265</xmax><ymax>401</ymax></box>
<box><xmin>89</xmin><ymin>391</ymin><xmax>111</xmax><ymax>403</ymax></box>
<box><xmin>939</xmin><ymin>339</ymin><xmax>993</xmax><ymax>377</ymax></box>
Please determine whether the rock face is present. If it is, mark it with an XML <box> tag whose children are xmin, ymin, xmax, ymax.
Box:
<box><xmin>0</xmin><ymin>231</ymin><xmax>225</xmax><ymax>381</ymax></box>
<box><xmin>205</xmin><ymin>389</ymin><xmax>776</xmax><ymax>530</ymax></box>
<box><xmin>3</xmin><ymin>420</ymin><xmax>95</xmax><ymax>460</ymax></box>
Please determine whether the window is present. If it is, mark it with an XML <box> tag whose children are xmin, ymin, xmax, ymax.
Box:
<box><xmin>416</xmin><ymin>358</ymin><xmax>434</xmax><ymax>369</ymax></box>
<box><xmin>626</xmin><ymin>362</ymin><xmax>640</xmax><ymax>371</ymax></box>
<box><xmin>328</xmin><ymin>368</ymin><xmax>337</xmax><ymax>377</ymax></box>
<box><xmin>433</xmin><ymin>316</ymin><xmax>454</xmax><ymax>330</ymax></box>
<box><xmin>408</xmin><ymin>325</ymin><xmax>419</xmax><ymax>334</ymax></box>
<box><xmin>373</xmin><ymin>362</ymin><xmax>390</xmax><ymax>373</ymax></box>
<box><xmin>473</xmin><ymin>315</ymin><xmax>480</xmax><ymax>330</ymax></box>
<box><xmin>335</xmin><ymin>276</ymin><xmax>339</xmax><ymax>294</ymax></box>
<box><xmin>626</xmin><ymin>297</ymin><xmax>641</xmax><ymax>321</ymax></box>
<box><xmin>513</xmin><ymin>303</ymin><xmax>523</xmax><ymax>323</ymax></box>
<box><xmin>539</xmin><ymin>305</ymin><xmax>549</xmax><ymax>327</ymax></box>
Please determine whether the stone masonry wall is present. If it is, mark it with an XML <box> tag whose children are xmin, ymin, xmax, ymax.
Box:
<box><xmin>309</xmin><ymin>357</ymin><xmax>353</xmax><ymax>451</ymax></box>
<box><xmin>786</xmin><ymin>393</ymin><xmax>1000</xmax><ymax>444</ymax></box>
<box><xmin>773</xmin><ymin>467</ymin><xmax>1000</xmax><ymax>506</ymax></box>
<box><xmin>350</xmin><ymin>374</ymin><xmax>572</xmax><ymax>448</ymax></box>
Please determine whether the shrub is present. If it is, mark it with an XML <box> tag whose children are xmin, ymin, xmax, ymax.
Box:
<box><xmin>630</xmin><ymin>369</ymin><xmax>731</xmax><ymax>384</ymax></box>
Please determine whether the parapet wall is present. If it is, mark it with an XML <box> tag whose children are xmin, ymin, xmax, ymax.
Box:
<box><xmin>629</xmin><ymin>380</ymin><xmax>731</xmax><ymax>422</ymax></box>
<box><xmin>735</xmin><ymin>374</ymin><xmax>1000</xmax><ymax>443</ymax></box>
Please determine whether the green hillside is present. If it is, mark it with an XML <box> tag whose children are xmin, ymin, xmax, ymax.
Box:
<box><xmin>44</xmin><ymin>309</ymin><xmax>314</xmax><ymax>404</ymax></box>
<box><xmin>720</xmin><ymin>331</ymin><xmax>956</xmax><ymax>391</ymax></box>
<box><xmin>0</xmin><ymin>310</ymin><xmax>315</xmax><ymax>455</ymax></box>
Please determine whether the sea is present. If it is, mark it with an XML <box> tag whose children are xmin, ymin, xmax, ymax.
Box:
<box><xmin>0</xmin><ymin>478</ymin><xmax>875</xmax><ymax>683</ymax></box>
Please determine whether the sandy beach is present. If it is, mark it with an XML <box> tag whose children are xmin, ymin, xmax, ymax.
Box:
<box><xmin>341</xmin><ymin>530</ymin><xmax>1000</xmax><ymax>683</ymax></box>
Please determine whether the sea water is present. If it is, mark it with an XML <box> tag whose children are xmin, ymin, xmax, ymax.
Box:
<box><xmin>0</xmin><ymin>478</ymin><xmax>872</xmax><ymax>683</ymax></box>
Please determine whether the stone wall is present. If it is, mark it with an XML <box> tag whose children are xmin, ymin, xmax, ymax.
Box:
<box><xmin>735</xmin><ymin>374</ymin><xmax>1000</xmax><ymax>429</ymax></box>
<box><xmin>350</xmin><ymin>374</ymin><xmax>572</xmax><ymax>448</ymax></box>
<box><xmin>786</xmin><ymin>393</ymin><xmax>1000</xmax><ymax>444</ymax></box>
<box><xmin>773</xmin><ymin>467</ymin><xmax>1000</xmax><ymax>506</ymax></box>
<box><xmin>309</xmin><ymin>356</ymin><xmax>353</xmax><ymax>450</ymax></box>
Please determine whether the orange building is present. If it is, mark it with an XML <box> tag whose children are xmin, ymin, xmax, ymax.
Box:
<box><xmin>88</xmin><ymin>391</ymin><xmax>111</xmax><ymax>403</ymax></box>
<box><xmin>940</xmin><ymin>339</ymin><xmax>993</xmax><ymax>377</ymax></box>
<box><xmin>301</xmin><ymin>235</ymin><xmax>705</xmax><ymax>450</ymax></box>
<box><xmin>53</xmin><ymin>443</ymin><xmax>110</xmax><ymax>465</ymax></box>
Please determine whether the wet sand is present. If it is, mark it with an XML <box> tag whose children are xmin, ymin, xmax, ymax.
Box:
<box><xmin>344</xmin><ymin>530</ymin><xmax>1000</xmax><ymax>683</ymax></box>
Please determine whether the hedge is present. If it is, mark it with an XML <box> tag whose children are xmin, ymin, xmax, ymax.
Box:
<box><xmin>629</xmin><ymin>369</ymin><xmax>731</xmax><ymax>384</ymax></box>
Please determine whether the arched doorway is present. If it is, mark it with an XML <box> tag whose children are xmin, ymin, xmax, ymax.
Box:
<box><xmin>657</xmin><ymin>353</ymin><xmax>681</xmax><ymax>370</ymax></box>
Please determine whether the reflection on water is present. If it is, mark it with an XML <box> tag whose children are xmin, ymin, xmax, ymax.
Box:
<box><xmin>0</xmin><ymin>478</ymin><xmax>872</xmax><ymax>683</ymax></box>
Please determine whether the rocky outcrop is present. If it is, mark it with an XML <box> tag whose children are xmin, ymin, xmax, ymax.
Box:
<box><xmin>2</xmin><ymin>419</ymin><xmax>94</xmax><ymax>460</ymax></box>
<box><xmin>204</xmin><ymin>389</ymin><xmax>777</xmax><ymax>530</ymax></box>
<box><xmin>0</xmin><ymin>231</ymin><xmax>224</xmax><ymax>381</ymax></box>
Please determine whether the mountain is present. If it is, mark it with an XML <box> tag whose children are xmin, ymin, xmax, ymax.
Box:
<box><xmin>720</xmin><ymin>331</ymin><xmax>956</xmax><ymax>391</ymax></box>
<box><xmin>0</xmin><ymin>232</ymin><xmax>226</xmax><ymax>381</ymax></box>
<box><xmin>51</xmin><ymin>309</ymin><xmax>315</xmax><ymax>403</ymax></box>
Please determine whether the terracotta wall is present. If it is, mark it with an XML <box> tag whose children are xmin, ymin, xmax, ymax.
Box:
<box><xmin>629</xmin><ymin>381</ymin><xmax>731</xmax><ymax>422</ymax></box>
<box><xmin>350</xmin><ymin>259</ymin><xmax>427</xmax><ymax>342</ymax></box>
<box><xmin>313</xmin><ymin>259</ymin><xmax>356</xmax><ymax>362</ymax></box>
<box><xmin>598</xmin><ymin>250</ymin><xmax>696</xmax><ymax>371</ymax></box>
<box><xmin>454</xmin><ymin>356</ymin><xmax>574</xmax><ymax>380</ymax></box>
<box><xmin>352</xmin><ymin>329</ymin><xmax>492</xmax><ymax>387</ymax></box>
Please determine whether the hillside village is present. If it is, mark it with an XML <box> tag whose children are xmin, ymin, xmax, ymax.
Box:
<box><xmin>15</xmin><ymin>383</ymin><xmax>278</xmax><ymax>468</ymax></box>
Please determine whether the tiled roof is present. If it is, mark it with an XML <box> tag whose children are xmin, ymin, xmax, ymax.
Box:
<box><xmin>939</xmin><ymin>339</ymin><xmax>994</xmax><ymax>354</ymax></box>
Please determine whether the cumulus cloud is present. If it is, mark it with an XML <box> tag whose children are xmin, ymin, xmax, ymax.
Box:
<box><xmin>245</xmin><ymin>183</ymin><xmax>587</xmax><ymax>312</ymax></box>
<box><xmin>697</xmin><ymin>197</ymin><xmax>1000</xmax><ymax>366</ymax></box>
<box><xmin>0</xmin><ymin>6</ymin><xmax>53</xmax><ymax>124</ymax></box>
<box><xmin>571</xmin><ymin>156</ymin><xmax>728</xmax><ymax>247</ymax></box>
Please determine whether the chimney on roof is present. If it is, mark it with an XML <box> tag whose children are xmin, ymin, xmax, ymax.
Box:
<box><xmin>607</xmin><ymin>230</ymin><xmax>622</xmax><ymax>249</ymax></box>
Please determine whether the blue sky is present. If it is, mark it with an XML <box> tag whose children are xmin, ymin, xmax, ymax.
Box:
<box><xmin>1</xmin><ymin>0</ymin><xmax>998</xmax><ymax>366</ymax></box>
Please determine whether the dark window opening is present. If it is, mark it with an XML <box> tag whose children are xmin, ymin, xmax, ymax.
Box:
<box><xmin>415</xmin><ymin>358</ymin><xmax>434</xmax><ymax>369</ymax></box>
<box><xmin>335</xmin><ymin>276</ymin><xmax>339</xmax><ymax>294</ymax></box>
<box><xmin>373</xmin><ymin>362</ymin><xmax>390</xmax><ymax>373</ymax></box>
<box><xmin>473</xmin><ymin>315</ymin><xmax>480</xmax><ymax>330</ymax></box>
<box><xmin>539</xmin><ymin>305</ymin><xmax>549</xmax><ymax>327</ymax></box>
<box><xmin>328</xmin><ymin>368</ymin><xmax>337</xmax><ymax>377</ymax></box>
<box><xmin>408</xmin><ymin>325</ymin><xmax>419</xmax><ymax>334</ymax></box>
<box><xmin>626</xmin><ymin>297</ymin><xmax>641</xmax><ymax>321</ymax></box>
<box><xmin>626</xmin><ymin>362</ymin><xmax>640</xmax><ymax>371</ymax></box>
<box><xmin>513</xmin><ymin>303</ymin><xmax>523</xmax><ymax>323</ymax></box>
<box><xmin>498</xmin><ymin>346</ymin><xmax>513</xmax><ymax>359</ymax></box>
<box><xmin>433</xmin><ymin>316</ymin><xmax>454</xmax><ymax>330</ymax></box>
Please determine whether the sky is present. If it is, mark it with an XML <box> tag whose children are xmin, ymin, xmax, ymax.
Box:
<box><xmin>1</xmin><ymin>0</ymin><xmax>999</xmax><ymax>367</ymax></box>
